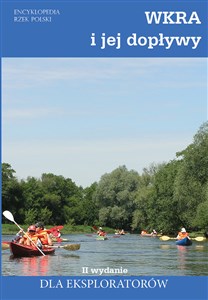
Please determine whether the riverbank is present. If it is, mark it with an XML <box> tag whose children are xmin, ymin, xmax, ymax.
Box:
<box><xmin>1</xmin><ymin>224</ymin><xmax>115</xmax><ymax>235</ymax></box>
<box><xmin>2</xmin><ymin>224</ymin><xmax>205</xmax><ymax>238</ymax></box>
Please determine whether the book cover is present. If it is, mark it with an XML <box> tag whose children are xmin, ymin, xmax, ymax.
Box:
<box><xmin>1</xmin><ymin>0</ymin><xmax>207</xmax><ymax>300</ymax></box>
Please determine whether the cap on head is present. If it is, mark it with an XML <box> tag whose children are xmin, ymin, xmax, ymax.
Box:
<box><xmin>181</xmin><ymin>228</ymin><xmax>186</xmax><ymax>233</ymax></box>
<box><xmin>35</xmin><ymin>222</ymin><xmax>44</xmax><ymax>229</ymax></box>
<box><xmin>28</xmin><ymin>225</ymin><xmax>36</xmax><ymax>232</ymax></box>
<box><xmin>99</xmin><ymin>227</ymin><xmax>102</xmax><ymax>230</ymax></box>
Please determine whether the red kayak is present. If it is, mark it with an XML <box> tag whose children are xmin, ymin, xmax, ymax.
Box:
<box><xmin>10</xmin><ymin>242</ymin><xmax>55</xmax><ymax>257</ymax></box>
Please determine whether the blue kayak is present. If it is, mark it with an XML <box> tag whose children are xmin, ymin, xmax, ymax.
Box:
<box><xmin>176</xmin><ymin>237</ymin><xmax>192</xmax><ymax>246</ymax></box>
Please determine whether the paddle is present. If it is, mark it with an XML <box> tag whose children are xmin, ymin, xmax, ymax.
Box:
<box><xmin>2</xmin><ymin>242</ymin><xmax>10</xmax><ymax>250</ymax></box>
<box><xmin>92</xmin><ymin>225</ymin><xmax>98</xmax><ymax>231</ymax></box>
<box><xmin>86</xmin><ymin>226</ymin><xmax>99</xmax><ymax>236</ymax></box>
<box><xmin>193</xmin><ymin>236</ymin><xmax>206</xmax><ymax>241</ymax></box>
<box><xmin>3</xmin><ymin>210</ymin><xmax>46</xmax><ymax>256</ymax></box>
<box><xmin>45</xmin><ymin>244</ymin><xmax>80</xmax><ymax>251</ymax></box>
<box><xmin>49</xmin><ymin>225</ymin><xmax>64</xmax><ymax>231</ymax></box>
<box><xmin>159</xmin><ymin>236</ymin><xmax>176</xmax><ymax>241</ymax></box>
<box><xmin>160</xmin><ymin>235</ymin><xmax>206</xmax><ymax>242</ymax></box>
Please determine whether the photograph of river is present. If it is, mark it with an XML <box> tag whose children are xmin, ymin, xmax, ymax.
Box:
<box><xmin>2</xmin><ymin>234</ymin><xmax>208</xmax><ymax>276</ymax></box>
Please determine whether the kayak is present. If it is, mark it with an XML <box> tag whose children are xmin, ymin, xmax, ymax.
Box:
<box><xmin>176</xmin><ymin>237</ymin><xmax>192</xmax><ymax>246</ymax></box>
<box><xmin>51</xmin><ymin>237</ymin><xmax>69</xmax><ymax>242</ymax></box>
<box><xmin>10</xmin><ymin>242</ymin><xmax>55</xmax><ymax>257</ymax></box>
<box><xmin>141</xmin><ymin>233</ymin><xmax>158</xmax><ymax>237</ymax></box>
<box><xmin>96</xmin><ymin>236</ymin><xmax>108</xmax><ymax>240</ymax></box>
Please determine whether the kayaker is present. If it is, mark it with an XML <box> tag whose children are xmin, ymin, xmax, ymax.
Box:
<box><xmin>151</xmin><ymin>229</ymin><xmax>157</xmax><ymax>235</ymax></box>
<box><xmin>50</xmin><ymin>228</ymin><xmax>61</xmax><ymax>239</ymax></box>
<box><xmin>56</xmin><ymin>229</ymin><xmax>61</xmax><ymax>238</ymax></box>
<box><xmin>176</xmin><ymin>228</ymin><xmax>189</xmax><ymax>240</ymax></box>
<box><xmin>12</xmin><ymin>229</ymin><xmax>24</xmax><ymax>242</ymax></box>
<box><xmin>18</xmin><ymin>225</ymin><xmax>40</xmax><ymax>246</ymax></box>
<box><xmin>97</xmin><ymin>227</ymin><xmax>106</xmax><ymax>236</ymax></box>
<box><xmin>35</xmin><ymin>222</ymin><xmax>53</xmax><ymax>246</ymax></box>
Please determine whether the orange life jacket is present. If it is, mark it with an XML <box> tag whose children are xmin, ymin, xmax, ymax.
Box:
<box><xmin>22</xmin><ymin>233</ymin><xmax>39</xmax><ymax>245</ymax></box>
<box><xmin>178</xmin><ymin>232</ymin><xmax>189</xmax><ymax>240</ymax></box>
<box><xmin>36</xmin><ymin>230</ymin><xmax>50</xmax><ymax>245</ymax></box>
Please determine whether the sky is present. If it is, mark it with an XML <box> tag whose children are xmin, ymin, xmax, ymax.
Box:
<box><xmin>2</xmin><ymin>58</ymin><xmax>207</xmax><ymax>187</ymax></box>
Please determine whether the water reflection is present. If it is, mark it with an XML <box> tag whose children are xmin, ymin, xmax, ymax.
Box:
<box><xmin>176</xmin><ymin>245</ymin><xmax>188</xmax><ymax>271</ymax></box>
<box><xmin>194</xmin><ymin>245</ymin><xmax>205</xmax><ymax>251</ymax></box>
<box><xmin>61</xmin><ymin>254</ymin><xmax>80</xmax><ymax>259</ymax></box>
<box><xmin>160</xmin><ymin>244</ymin><xmax>172</xmax><ymax>250</ymax></box>
<box><xmin>9</xmin><ymin>254</ymin><xmax>52</xmax><ymax>276</ymax></box>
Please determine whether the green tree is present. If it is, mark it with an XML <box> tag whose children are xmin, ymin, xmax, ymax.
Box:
<box><xmin>193</xmin><ymin>200</ymin><xmax>208</xmax><ymax>228</ymax></box>
<box><xmin>174</xmin><ymin>121</ymin><xmax>208</xmax><ymax>229</ymax></box>
<box><xmin>81</xmin><ymin>183</ymin><xmax>98</xmax><ymax>225</ymax></box>
<box><xmin>94</xmin><ymin>165</ymin><xmax>140</xmax><ymax>229</ymax></box>
<box><xmin>148</xmin><ymin>160</ymin><xmax>181</xmax><ymax>233</ymax></box>
<box><xmin>21</xmin><ymin>177</ymin><xmax>44</xmax><ymax>223</ymax></box>
<box><xmin>2</xmin><ymin>163</ymin><xmax>24</xmax><ymax>223</ymax></box>
<box><xmin>98</xmin><ymin>207</ymin><xmax>111</xmax><ymax>226</ymax></box>
<box><xmin>40</xmin><ymin>173</ymin><xmax>83</xmax><ymax>224</ymax></box>
<box><xmin>132</xmin><ymin>163</ymin><xmax>163</xmax><ymax>232</ymax></box>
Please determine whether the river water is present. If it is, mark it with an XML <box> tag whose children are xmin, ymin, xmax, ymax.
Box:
<box><xmin>2</xmin><ymin>234</ymin><xmax>208</xmax><ymax>276</ymax></box>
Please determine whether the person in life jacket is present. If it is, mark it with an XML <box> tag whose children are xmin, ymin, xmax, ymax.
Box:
<box><xmin>35</xmin><ymin>222</ymin><xmax>53</xmax><ymax>246</ymax></box>
<box><xmin>176</xmin><ymin>227</ymin><xmax>189</xmax><ymax>240</ymax></box>
<box><xmin>50</xmin><ymin>228</ymin><xmax>61</xmax><ymax>239</ymax></box>
<box><xmin>97</xmin><ymin>227</ymin><xmax>106</xmax><ymax>236</ymax></box>
<box><xmin>12</xmin><ymin>229</ymin><xmax>24</xmax><ymax>242</ymax></box>
<box><xmin>56</xmin><ymin>229</ymin><xmax>61</xmax><ymax>238</ymax></box>
<box><xmin>151</xmin><ymin>229</ymin><xmax>157</xmax><ymax>235</ymax></box>
<box><xmin>119</xmin><ymin>229</ymin><xmax>125</xmax><ymax>235</ymax></box>
<box><xmin>18</xmin><ymin>225</ymin><xmax>40</xmax><ymax>246</ymax></box>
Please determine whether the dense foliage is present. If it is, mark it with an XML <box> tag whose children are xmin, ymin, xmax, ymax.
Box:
<box><xmin>2</xmin><ymin>122</ymin><xmax>208</xmax><ymax>234</ymax></box>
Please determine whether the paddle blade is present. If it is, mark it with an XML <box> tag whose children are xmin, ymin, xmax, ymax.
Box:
<box><xmin>3</xmin><ymin>210</ymin><xmax>15</xmax><ymax>223</ymax></box>
<box><xmin>2</xmin><ymin>242</ymin><xmax>10</xmax><ymax>250</ymax></box>
<box><xmin>50</xmin><ymin>225</ymin><xmax>64</xmax><ymax>231</ymax></box>
<box><xmin>92</xmin><ymin>226</ymin><xmax>98</xmax><ymax>231</ymax></box>
<box><xmin>194</xmin><ymin>237</ymin><xmax>206</xmax><ymax>242</ymax></box>
<box><xmin>63</xmin><ymin>244</ymin><xmax>80</xmax><ymax>251</ymax></box>
<box><xmin>160</xmin><ymin>235</ymin><xmax>171</xmax><ymax>241</ymax></box>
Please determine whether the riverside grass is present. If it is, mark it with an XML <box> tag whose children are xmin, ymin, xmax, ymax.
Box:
<box><xmin>2</xmin><ymin>224</ymin><xmax>205</xmax><ymax>238</ymax></box>
<box><xmin>2</xmin><ymin>224</ymin><xmax>115</xmax><ymax>235</ymax></box>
